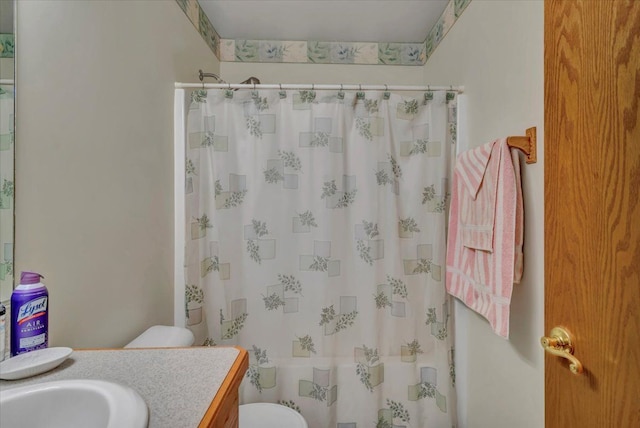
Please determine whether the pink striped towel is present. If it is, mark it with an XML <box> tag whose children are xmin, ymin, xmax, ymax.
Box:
<box><xmin>446</xmin><ymin>139</ymin><xmax>524</xmax><ymax>338</ymax></box>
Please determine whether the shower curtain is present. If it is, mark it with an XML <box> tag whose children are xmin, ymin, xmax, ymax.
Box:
<box><xmin>0</xmin><ymin>83</ymin><xmax>14</xmax><ymax>293</ymax></box>
<box><xmin>184</xmin><ymin>88</ymin><xmax>457</xmax><ymax>427</ymax></box>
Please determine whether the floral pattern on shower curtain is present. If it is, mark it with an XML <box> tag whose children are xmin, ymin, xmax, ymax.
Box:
<box><xmin>185</xmin><ymin>89</ymin><xmax>457</xmax><ymax>427</ymax></box>
<box><xmin>0</xmin><ymin>84</ymin><xmax>14</xmax><ymax>295</ymax></box>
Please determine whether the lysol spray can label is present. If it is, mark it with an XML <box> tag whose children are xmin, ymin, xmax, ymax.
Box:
<box><xmin>11</xmin><ymin>287</ymin><xmax>49</xmax><ymax>356</ymax></box>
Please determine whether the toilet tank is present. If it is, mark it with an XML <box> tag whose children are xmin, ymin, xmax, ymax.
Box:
<box><xmin>124</xmin><ymin>326</ymin><xmax>195</xmax><ymax>348</ymax></box>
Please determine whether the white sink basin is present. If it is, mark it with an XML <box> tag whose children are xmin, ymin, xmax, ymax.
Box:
<box><xmin>0</xmin><ymin>379</ymin><xmax>148</xmax><ymax>428</ymax></box>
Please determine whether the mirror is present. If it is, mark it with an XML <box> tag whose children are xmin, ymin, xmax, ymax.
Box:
<box><xmin>0</xmin><ymin>0</ymin><xmax>15</xmax><ymax>302</ymax></box>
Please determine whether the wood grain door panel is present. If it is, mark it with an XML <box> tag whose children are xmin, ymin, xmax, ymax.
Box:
<box><xmin>544</xmin><ymin>1</ymin><xmax>640</xmax><ymax>426</ymax></box>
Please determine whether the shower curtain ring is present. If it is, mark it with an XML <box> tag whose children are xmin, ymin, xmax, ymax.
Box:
<box><xmin>385</xmin><ymin>84</ymin><xmax>388</xmax><ymax>91</ymax></box>
<box><xmin>359</xmin><ymin>84</ymin><xmax>362</xmax><ymax>91</ymax></box>
<box><xmin>312</xmin><ymin>83</ymin><xmax>315</xmax><ymax>91</ymax></box>
<box><xmin>280</xmin><ymin>83</ymin><xmax>282</xmax><ymax>90</ymax></box>
<box><xmin>253</xmin><ymin>82</ymin><xmax>257</xmax><ymax>90</ymax></box>
<box><xmin>228</xmin><ymin>83</ymin><xmax>231</xmax><ymax>90</ymax></box>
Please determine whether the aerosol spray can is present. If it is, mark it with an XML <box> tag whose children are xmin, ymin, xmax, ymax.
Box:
<box><xmin>10</xmin><ymin>272</ymin><xmax>49</xmax><ymax>356</ymax></box>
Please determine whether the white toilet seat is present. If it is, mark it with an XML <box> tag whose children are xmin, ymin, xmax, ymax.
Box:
<box><xmin>239</xmin><ymin>403</ymin><xmax>308</xmax><ymax>428</ymax></box>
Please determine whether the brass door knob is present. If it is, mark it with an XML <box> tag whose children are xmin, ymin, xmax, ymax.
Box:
<box><xmin>540</xmin><ymin>326</ymin><xmax>583</xmax><ymax>375</ymax></box>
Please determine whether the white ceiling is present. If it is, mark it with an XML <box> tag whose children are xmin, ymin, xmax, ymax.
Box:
<box><xmin>199</xmin><ymin>0</ymin><xmax>450</xmax><ymax>43</ymax></box>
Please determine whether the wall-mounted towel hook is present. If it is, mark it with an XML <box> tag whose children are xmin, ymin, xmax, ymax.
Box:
<box><xmin>507</xmin><ymin>127</ymin><xmax>537</xmax><ymax>164</ymax></box>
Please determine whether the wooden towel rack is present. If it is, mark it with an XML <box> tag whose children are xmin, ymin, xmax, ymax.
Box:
<box><xmin>507</xmin><ymin>127</ymin><xmax>537</xmax><ymax>164</ymax></box>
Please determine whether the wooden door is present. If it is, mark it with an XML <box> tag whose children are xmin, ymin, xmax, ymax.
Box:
<box><xmin>544</xmin><ymin>1</ymin><xmax>640</xmax><ymax>426</ymax></box>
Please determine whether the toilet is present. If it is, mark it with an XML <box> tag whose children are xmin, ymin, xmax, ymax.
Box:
<box><xmin>239</xmin><ymin>403</ymin><xmax>308</xmax><ymax>428</ymax></box>
<box><xmin>125</xmin><ymin>326</ymin><xmax>308</xmax><ymax>427</ymax></box>
<box><xmin>124</xmin><ymin>325</ymin><xmax>195</xmax><ymax>348</ymax></box>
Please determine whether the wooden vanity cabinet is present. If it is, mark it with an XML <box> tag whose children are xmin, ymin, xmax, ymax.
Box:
<box><xmin>199</xmin><ymin>348</ymin><xmax>248</xmax><ymax>428</ymax></box>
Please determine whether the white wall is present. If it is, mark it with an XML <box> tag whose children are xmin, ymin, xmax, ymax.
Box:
<box><xmin>423</xmin><ymin>1</ymin><xmax>544</xmax><ymax>427</ymax></box>
<box><xmin>221</xmin><ymin>61</ymin><xmax>425</xmax><ymax>85</ymax></box>
<box><xmin>15</xmin><ymin>0</ymin><xmax>218</xmax><ymax>348</ymax></box>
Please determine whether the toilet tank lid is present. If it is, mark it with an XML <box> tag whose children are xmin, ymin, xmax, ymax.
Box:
<box><xmin>124</xmin><ymin>325</ymin><xmax>195</xmax><ymax>348</ymax></box>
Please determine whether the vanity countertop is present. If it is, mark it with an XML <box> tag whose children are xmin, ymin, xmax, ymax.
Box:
<box><xmin>0</xmin><ymin>346</ymin><xmax>248</xmax><ymax>428</ymax></box>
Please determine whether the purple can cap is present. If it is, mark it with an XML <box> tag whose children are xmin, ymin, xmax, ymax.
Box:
<box><xmin>20</xmin><ymin>271</ymin><xmax>44</xmax><ymax>284</ymax></box>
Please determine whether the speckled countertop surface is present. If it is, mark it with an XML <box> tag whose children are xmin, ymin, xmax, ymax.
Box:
<box><xmin>0</xmin><ymin>347</ymin><xmax>241</xmax><ymax>428</ymax></box>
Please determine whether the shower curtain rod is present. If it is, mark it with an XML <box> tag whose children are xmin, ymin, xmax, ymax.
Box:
<box><xmin>175</xmin><ymin>82</ymin><xmax>464</xmax><ymax>93</ymax></box>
